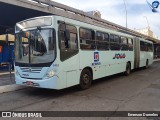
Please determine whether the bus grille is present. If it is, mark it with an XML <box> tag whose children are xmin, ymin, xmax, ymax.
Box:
<box><xmin>20</xmin><ymin>67</ymin><xmax>42</xmax><ymax>73</ymax></box>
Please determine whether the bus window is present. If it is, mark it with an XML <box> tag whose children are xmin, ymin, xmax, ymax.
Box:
<box><xmin>96</xmin><ymin>32</ymin><xmax>103</xmax><ymax>41</ymax></box>
<box><xmin>128</xmin><ymin>38</ymin><xmax>133</xmax><ymax>51</ymax></box>
<box><xmin>114</xmin><ymin>35</ymin><xmax>120</xmax><ymax>43</ymax></box>
<box><xmin>148</xmin><ymin>43</ymin><xmax>153</xmax><ymax>52</ymax></box>
<box><xmin>96</xmin><ymin>31</ymin><xmax>109</xmax><ymax>50</ymax></box>
<box><xmin>120</xmin><ymin>37</ymin><xmax>128</xmax><ymax>51</ymax></box>
<box><xmin>140</xmin><ymin>41</ymin><xmax>145</xmax><ymax>51</ymax></box>
<box><xmin>110</xmin><ymin>34</ymin><xmax>114</xmax><ymax>42</ymax></box>
<box><xmin>121</xmin><ymin>37</ymin><xmax>128</xmax><ymax>44</ymax></box>
<box><xmin>59</xmin><ymin>23</ymin><xmax>78</xmax><ymax>61</ymax></box>
<box><xmin>104</xmin><ymin>33</ymin><xmax>109</xmax><ymax>42</ymax></box>
<box><xmin>110</xmin><ymin>34</ymin><xmax>120</xmax><ymax>50</ymax></box>
<box><xmin>140</xmin><ymin>41</ymin><xmax>148</xmax><ymax>51</ymax></box>
<box><xmin>80</xmin><ymin>28</ymin><xmax>95</xmax><ymax>50</ymax></box>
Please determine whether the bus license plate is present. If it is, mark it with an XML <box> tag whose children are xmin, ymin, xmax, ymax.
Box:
<box><xmin>26</xmin><ymin>81</ymin><xmax>34</xmax><ymax>86</ymax></box>
<box><xmin>23</xmin><ymin>81</ymin><xmax>40</xmax><ymax>87</ymax></box>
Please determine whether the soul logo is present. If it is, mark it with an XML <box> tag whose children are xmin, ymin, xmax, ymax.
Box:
<box><xmin>113</xmin><ymin>53</ymin><xmax>126</xmax><ymax>59</ymax></box>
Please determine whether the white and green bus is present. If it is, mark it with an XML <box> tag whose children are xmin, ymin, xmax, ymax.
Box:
<box><xmin>15</xmin><ymin>16</ymin><xmax>153</xmax><ymax>90</ymax></box>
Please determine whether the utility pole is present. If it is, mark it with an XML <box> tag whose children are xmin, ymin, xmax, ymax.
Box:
<box><xmin>123</xmin><ymin>0</ymin><xmax>127</xmax><ymax>29</ymax></box>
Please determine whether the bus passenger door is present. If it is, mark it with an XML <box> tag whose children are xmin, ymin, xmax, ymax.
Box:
<box><xmin>134</xmin><ymin>37</ymin><xmax>140</xmax><ymax>68</ymax></box>
<box><xmin>58</xmin><ymin>23</ymin><xmax>80</xmax><ymax>88</ymax></box>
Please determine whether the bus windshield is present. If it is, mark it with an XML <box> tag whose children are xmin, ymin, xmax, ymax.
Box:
<box><xmin>15</xmin><ymin>29</ymin><xmax>56</xmax><ymax>65</ymax></box>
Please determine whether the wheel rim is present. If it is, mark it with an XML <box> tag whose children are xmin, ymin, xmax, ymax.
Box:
<box><xmin>82</xmin><ymin>73</ymin><xmax>90</xmax><ymax>85</ymax></box>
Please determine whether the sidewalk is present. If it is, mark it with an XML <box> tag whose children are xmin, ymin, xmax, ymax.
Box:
<box><xmin>0</xmin><ymin>71</ymin><xmax>15</xmax><ymax>86</ymax></box>
<box><xmin>0</xmin><ymin>70</ymin><xmax>26</xmax><ymax>93</ymax></box>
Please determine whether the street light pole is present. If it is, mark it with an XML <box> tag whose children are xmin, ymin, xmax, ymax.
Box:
<box><xmin>123</xmin><ymin>0</ymin><xmax>127</xmax><ymax>29</ymax></box>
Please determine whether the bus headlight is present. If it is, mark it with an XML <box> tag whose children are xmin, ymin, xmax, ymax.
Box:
<box><xmin>46</xmin><ymin>69</ymin><xmax>55</xmax><ymax>78</ymax></box>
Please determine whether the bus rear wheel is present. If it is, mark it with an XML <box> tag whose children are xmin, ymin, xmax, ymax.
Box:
<box><xmin>125</xmin><ymin>62</ymin><xmax>131</xmax><ymax>76</ymax></box>
<box><xmin>79</xmin><ymin>69</ymin><xmax>92</xmax><ymax>90</ymax></box>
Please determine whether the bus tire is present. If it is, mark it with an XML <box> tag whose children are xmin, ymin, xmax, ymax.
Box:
<box><xmin>145</xmin><ymin>60</ymin><xmax>149</xmax><ymax>69</ymax></box>
<box><xmin>79</xmin><ymin>69</ymin><xmax>92</xmax><ymax>90</ymax></box>
<box><xmin>125</xmin><ymin>62</ymin><xmax>131</xmax><ymax>76</ymax></box>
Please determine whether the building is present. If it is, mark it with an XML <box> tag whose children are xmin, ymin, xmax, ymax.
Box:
<box><xmin>135</xmin><ymin>27</ymin><xmax>158</xmax><ymax>39</ymax></box>
<box><xmin>86</xmin><ymin>10</ymin><xmax>101</xmax><ymax>18</ymax></box>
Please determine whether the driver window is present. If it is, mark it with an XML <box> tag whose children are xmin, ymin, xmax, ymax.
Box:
<box><xmin>58</xmin><ymin>23</ymin><xmax>78</xmax><ymax>61</ymax></box>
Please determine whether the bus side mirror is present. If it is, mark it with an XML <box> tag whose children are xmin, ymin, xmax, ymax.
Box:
<box><xmin>64</xmin><ymin>29</ymin><xmax>70</xmax><ymax>48</ymax></box>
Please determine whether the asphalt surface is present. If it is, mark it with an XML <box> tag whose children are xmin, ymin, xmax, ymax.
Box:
<box><xmin>1</xmin><ymin>62</ymin><xmax>160</xmax><ymax>120</ymax></box>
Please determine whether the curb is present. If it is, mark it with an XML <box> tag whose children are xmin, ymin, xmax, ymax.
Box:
<box><xmin>0</xmin><ymin>84</ymin><xmax>27</xmax><ymax>94</ymax></box>
<box><xmin>0</xmin><ymin>72</ymin><xmax>14</xmax><ymax>76</ymax></box>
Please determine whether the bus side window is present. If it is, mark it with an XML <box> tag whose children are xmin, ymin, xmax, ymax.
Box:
<box><xmin>79</xmin><ymin>28</ymin><xmax>96</xmax><ymax>50</ymax></box>
<box><xmin>58</xmin><ymin>23</ymin><xmax>78</xmax><ymax>61</ymax></box>
<box><xmin>140</xmin><ymin>41</ymin><xmax>148</xmax><ymax>51</ymax></box>
<box><xmin>120</xmin><ymin>37</ymin><xmax>128</xmax><ymax>51</ymax></box>
<box><xmin>147</xmin><ymin>43</ymin><xmax>153</xmax><ymax>52</ymax></box>
<box><xmin>128</xmin><ymin>38</ymin><xmax>133</xmax><ymax>51</ymax></box>
<box><xmin>140</xmin><ymin>41</ymin><xmax>144</xmax><ymax>51</ymax></box>
<box><xmin>110</xmin><ymin>34</ymin><xmax>120</xmax><ymax>51</ymax></box>
<box><xmin>96</xmin><ymin>31</ymin><xmax>109</xmax><ymax>50</ymax></box>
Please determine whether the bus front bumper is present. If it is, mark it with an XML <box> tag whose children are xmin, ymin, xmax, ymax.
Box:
<box><xmin>15</xmin><ymin>75</ymin><xmax>60</xmax><ymax>89</ymax></box>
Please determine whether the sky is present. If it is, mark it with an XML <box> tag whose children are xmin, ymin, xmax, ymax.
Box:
<box><xmin>51</xmin><ymin>0</ymin><xmax>160</xmax><ymax>38</ymax></box>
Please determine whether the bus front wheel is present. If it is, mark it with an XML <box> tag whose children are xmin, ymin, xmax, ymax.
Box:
<box><xmin>79</xmin><ymin>69</ymin><xmax>92</xmax><ymax>90</ymax></box>
<box><xmin>125</xmin><ymin>62</ymin><xmax>131</xmax><ymax>76</ymax></box>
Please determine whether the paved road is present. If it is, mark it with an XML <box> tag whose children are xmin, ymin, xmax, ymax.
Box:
<box><xmin>1</xmin><ymin>62</ymin><xmax>160</xmax><ymax>120</ymax></box>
